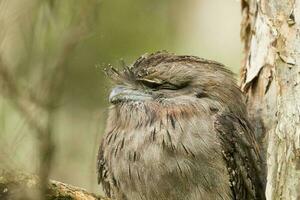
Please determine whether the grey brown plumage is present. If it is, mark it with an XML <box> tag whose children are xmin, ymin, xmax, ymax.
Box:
<box><xmin>97</xmin><ymin>52</ymin><xmax>265</xmax><ymax>200</ymax></box>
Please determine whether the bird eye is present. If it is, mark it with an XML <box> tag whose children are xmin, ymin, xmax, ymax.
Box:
<box><xmin>158</xmin><ymin>83</ymin><xmax>178</xmax><ymax>90</ymax></box>
<box><xmin>138</xmin><ymin>79</ymin><xmax>187</xmax><ymax>90</ymax></box>
<box><xmin>139</xmin><ymin>79</ymin><xmax>162</xmax><ymax>89</ymax></box>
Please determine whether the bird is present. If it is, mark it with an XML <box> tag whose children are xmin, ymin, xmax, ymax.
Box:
<box><xmin>97</xmin><ymin>52</ymin><xmax>266</xmax><ymax>200</ymax></box>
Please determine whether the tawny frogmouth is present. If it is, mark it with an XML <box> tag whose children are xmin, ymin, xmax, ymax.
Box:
<box><xmin>97</xmin><ymin>52</ymin><xmax>265</xmax><ymax>200</ymax></box>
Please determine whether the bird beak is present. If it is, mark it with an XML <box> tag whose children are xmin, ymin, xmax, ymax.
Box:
<box><xmin>109</xmin><ymin>85</ymin><xmax>152</xmax><ymax>104</ymax></box>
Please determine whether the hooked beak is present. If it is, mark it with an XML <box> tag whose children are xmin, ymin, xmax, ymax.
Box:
<box><xmin>109</xmin><ymin>85</ymin><xmax>152</xmax><ymax>104</ymax></box>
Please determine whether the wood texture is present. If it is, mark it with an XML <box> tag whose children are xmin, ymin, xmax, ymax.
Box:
<box><xmin>241</xmin><ymin>0</ymin><xmax>300</xmax><ymax>199</ymax></box>
<box><xmin>0</xmin><ymin>171</ymin><xmax>109</xmax><ymax>200</ymax></box>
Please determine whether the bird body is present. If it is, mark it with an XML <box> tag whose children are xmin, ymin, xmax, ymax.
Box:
<box><xmin>97</xmin><ymin>52</ymin><xmax>265</xmax><ymax>200</ymax></box>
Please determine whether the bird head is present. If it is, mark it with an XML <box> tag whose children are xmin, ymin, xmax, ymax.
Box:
<box><xmin>105</xmin><ymin>52</ymin><xmax>245</xmax><ymax>115</ymax></box>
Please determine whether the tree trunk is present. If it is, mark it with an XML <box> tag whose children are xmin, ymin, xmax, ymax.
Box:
<box><xmin>240</xmin><ymin>0</ymin><xmax>300</xmax><ymax>199</ymax></box>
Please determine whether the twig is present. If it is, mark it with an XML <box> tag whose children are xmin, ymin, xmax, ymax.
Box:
<box><xmin>0</xmin><ymin>57</ymin><xmax>44</xmax><ymax>135</ymax></box>
<box><xmin>0</xmin><ymin>2</ymin><xmax>98</xmax><ymax>200</ymax></box>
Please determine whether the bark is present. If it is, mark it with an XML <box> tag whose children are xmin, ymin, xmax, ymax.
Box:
<box><xmin>0</xmin><ymin>171</ymin><xmax>109</xmax><ymax>200</ymax></box>
<box><xmin>240</xmin><ymin>0</ymin><xmax>300</xmax><ymax>199</ymax></box>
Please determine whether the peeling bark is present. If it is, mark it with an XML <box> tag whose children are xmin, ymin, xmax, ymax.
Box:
<box><xmin>241</xmin><ymin>0</ymin><xmax>300</xmax><ymax>199</ymax></box>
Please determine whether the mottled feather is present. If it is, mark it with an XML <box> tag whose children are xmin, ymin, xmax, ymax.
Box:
<box><xmin>97</xmin><ymin>52</ymin><xmax>266</xmax><ymax>200</ymax></box>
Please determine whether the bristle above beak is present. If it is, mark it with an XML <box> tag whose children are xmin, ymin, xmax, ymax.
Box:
<box><xmin>103</xmin><ymin>64</ymin><xmax>136</xmax><ymax>85</ymax></box>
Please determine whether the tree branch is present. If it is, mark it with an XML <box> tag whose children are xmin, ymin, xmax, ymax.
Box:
<box><xmin>0</xmin><ymin>171</ymin><xmax>110</xmax><ymax>200</ymax></box>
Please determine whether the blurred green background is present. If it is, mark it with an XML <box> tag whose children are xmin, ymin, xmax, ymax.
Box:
<box><xmin>0</xmin><ymin>0</ymin><xmax>242</xmax><ymax>195</ymax></box>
